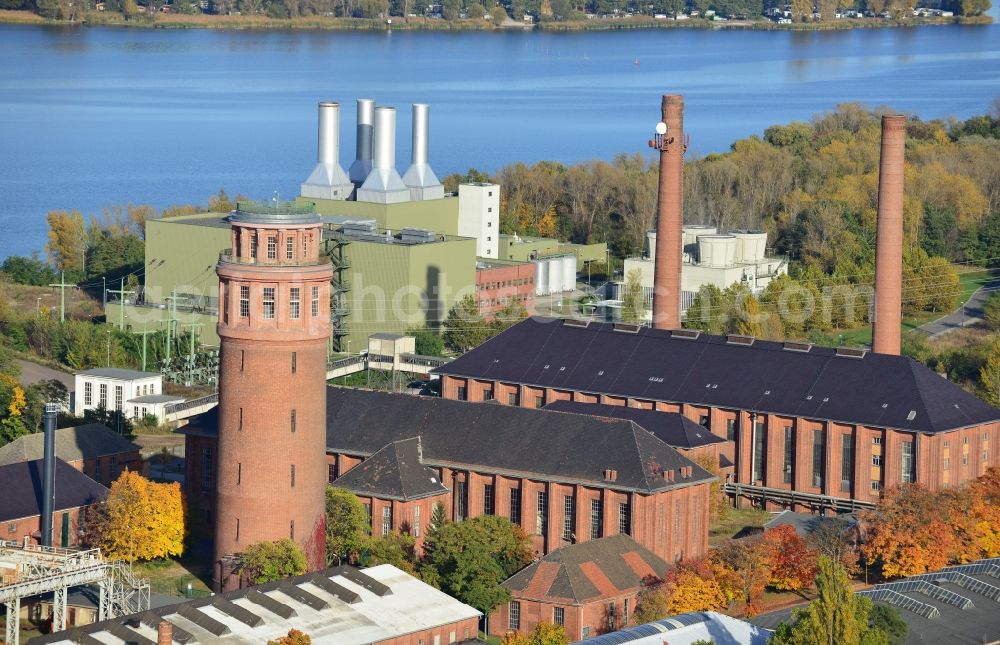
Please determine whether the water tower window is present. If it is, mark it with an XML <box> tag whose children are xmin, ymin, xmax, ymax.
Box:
<box><xmin>239</xmin><ymin>285</ymin><xmax>250</xmax><ymax>318</ymax></box>
<box><xmin>263</xmin><ymin>288</ymin><xmax>275</xmax><ymax>319</ymax></box>
<box><xmin>267</xmin><ymin>236</ymin><xmax>277</xmax><ymax>260</ymax></box>
<box><xmin>311</xmin><ymin>287</ymin><xmax>319</xmax><ymax>317</ymax></box>
<box><xmin>290</xmin><ymin>288</ymin><xmax>301</xmax><ymax>320</ymax></box>
<box><xmin>286</xmin><ymin>237</ymin><xmax>294</xmax><ymax>260</ymax></box>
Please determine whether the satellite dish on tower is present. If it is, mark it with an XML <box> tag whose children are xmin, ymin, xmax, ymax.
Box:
<box><xmin>655</xmin><ymin>122</ymin><xmax>668</xmax><ymax>135</ymax></box>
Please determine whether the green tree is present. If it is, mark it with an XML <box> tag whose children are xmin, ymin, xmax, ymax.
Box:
<box><xmin>632</xmin><ymin>576</ymin><xmax>670</xmax><ymax>623</ymax></box>
<box><xmin>979</xmin><ymin>336</ymin><xmax>1000</xmax><ymax>406</ymax></box>
<box><xmin>243</xmin><ymin>539</ymin><xmax>307</xmax><ymax>584</ymax></box>
<box><xmin>360</xmin><ymin>531</ymin><xmax>418</xmax><ymax>573</ymax></box>
<box><xmin>0</xmin><ymin>255</ymin><xmax>58</xmax><ymax>286</ymax></box>
<box><xmin>620</xmin><ymin>268</ymin><xmax>645</xmax><ymax>324</ymax></box>
<box><xmin>868</xmin><ymin>604</ymin><xmax>908</xmax><ymax>645</ymax></box>
<box><xmin>408</xmin><ymin>326</ymin><xmax>444</xmax><ymax>357</ymax></box>
<box><xmin>685</xmin><ymin>284</ymin><xmax>725</xmax><ymax>333</ymax></box>
<box><xmin>986</xmin><ymin>293</ymin><xmax>1000</xmax><ymax>329</ymax></box>
<box><xmin>491</xmin><ymin>300</ymin><xmax>529</xmax><ymax>335</ymax></box>
<box><xmin>768</xmin><ymin>557</ymin><xmax>888</xmax><ymax>645</ymax></box>
<box><xmin>443</xmin><ymin>294</ymin><xmax>490</xmax><ymax>353</ymax></box>
<box><xmin>325</xmin><ymin>486</ymin><xmax>369</xmax><ymax>565</ymax></box>
<box><xmin>736</xmin><ymin>292</ymin><xmax>763</xmax><ymax>337</ymax></box>
<box><xmin>85</xmin><ymin>232</ymin><xmax>144</xmax><ymax>281</ymax></box>
<box><xmin>419</xmin><ymin>515</ymin><xmax>532</xmax><ymax>614</ymax></box>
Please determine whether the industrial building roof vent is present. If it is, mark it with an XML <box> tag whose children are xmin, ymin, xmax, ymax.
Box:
<box><xmin>301</xmin><ymin>101</ymin><xmax>354</xmax><ymax>201</ymax></box>
<box><xmin>340</xmin><ymin>220</ymin><xmax>378</xmax><ymax>236</ymax></box>
<box><xmin>613</xmin><ymin>323</ymin><xmax>642</xmax><ymax>334</ymax></box>
<box><xmin>726</xmin><ymin>334</ymin><xmax>755</xmax><ymax>346</ymax></box>
<box><xmin>563</xmin><ymin>319</ymin><xmax>590</xmax><ymax>328</ymax></box>
<box><xmin>357</xmin><ymin>106</ymin><xmax>411</xmax><ymax>205</ymax></box>
<box><xmin>400</xmin><ymin>227</ymin><xmax>436</xmax><ymax>243</ymax></box>
<box><xmin>783</xmin><ymin>341</ymin><xmax>812</xmax><ymax>353</ymax></box>
<box><xmin>835</xmin><ymin>347</ymin><xmax>867</xmax><ymax>359</ymax></box>
<box><xmin>402</xmin><ymin>104</ymin><xmax>445</xmax><ymax>201</ymax></box>
<box><xmin>671</xmin><ymin>329</ymin><xmax>701</xmax><ymax>341</ymax></box>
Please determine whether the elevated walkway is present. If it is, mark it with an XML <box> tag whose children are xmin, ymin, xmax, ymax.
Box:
<box><xmin>0</xmin><ymin>540</ymin><xmax>149</xmax><ymax>645</ymax></box>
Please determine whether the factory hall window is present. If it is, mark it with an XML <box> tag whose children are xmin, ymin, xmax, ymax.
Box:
<box><xmin>752</xmin><ymin>419</ymin><xmax>766</xmax><ymax>483</ymax></box>
<box><xmin>783</xmin><ymin>426</ymin><xmax>793</xmax><ymax>484</ymax></box>
<box><xmin>413</xmin><ymin>506</ymin><xmax>420</xmax><ymax>537</ymax></box>
<box><xmin>286</xmin><ymin>237</ymin><xmax>294</xmax><ymax>260</ymax></box>
<box><xmin>99</xmin><ymin>383</ymin><xmax>107</xmax><ymax>408</ymax></box>
<box><xmin>115</xmin><ymin>385</ymin><xmax>123</xmax><ymax>410</ymax></box>
<box><xmin>456</xmin><ymin>386</ymin><xmax>467</xmax><ymax>401</ymax></box>
<box><xmin>263</xmin><ymin>288</ymin><xmax>275</xmax><ymax>319</ymax></box>
<box><xmin>239</xmin><ymin>285</ymin><xmax>250</xmax><ymax>318</ymax></box>
<box><xmin>509</xmin><ymin>601</ymin><xmax>520</xmax><ymax>630</ymax></box>
<box><xmin>590</xmin><ymin>498</ymin><xmax>603</xmax><ymax>539</ymax></box>
<box><xmin>484</xmin><ymin>484</ymin><xmax>495</xmax><ymax>515</ymax></box>
<box><xmin>812</xmin><ymin>429</ymin><xmax>825</xmax><ymax>489</ymax></box>
<box><xmin>510</xmin><ymin>488</ymin><xmax>521</xmax><ymax>525</ymax></box>
<box><xmin>84</xmin><ymin>382</ymin><xmax>92</xmax><ymax>406</ymax></box>
<box><xmin>537</xmin><ymin>491</ymin><xmax>548</xmax><ymax>535</ymax></box>
<box><xmin>201</xmin><ymin>448</ymin><xmax>213</xmax><ymax>493</ymax></box>
<box><xmin>553</xmin><ymin>607</ymin><xmax>564</xmax><ymax>626</ymax></box>
<box><xmin>726</xmin><ymin>418</ymin><xmax>737</xmax><ymax>442</ymax></box>
<box><xmin>563</xmin><ymin>495</ymin><xmax>575</xmax><ymax>541</ymax></box>
<box><xmin>455</xmin><ymin>479</ymin><xmax>467</xmax><ymax>521</ymax></box>
<box><xmin>619</xmin><ymin>501</ymin><xmax>630</xmax><ymax>535</ymax></box>
<box><xmin>311</xmin><ymin>286</ymin><xmax>319</xmax><ymax>317</ymax></box>
<box><xmin>382</xmin><ymin>506</ymin><xmax>392</xmax><ymax>536</ymax></box>
<box><xmin>901</xmin><ymin>442</ymin><xmax>915</xmax><ymax>483</ymax></box>
<box><xmin>267</xmin><ymin>236</ymin><xmax>276</xmax><ymax>259</ymax></box>
<box><xmin>290</xmin><ymin>287</ymin><xmax>301</xmax><ymax>319</ymax></box>
<box><xmin>328</xmin><ymin>463</ymin><xmax>337</xmax><ymax>483</ymax></box>
<box><xmin>841</xmin><ymin>435</ymin><xmax>854</xmax><ymax>492</ymax></box>
<box><xmin>508</xmin><ymin>392</ymin><xmax>519</xmax><ymax>406</ymax></box>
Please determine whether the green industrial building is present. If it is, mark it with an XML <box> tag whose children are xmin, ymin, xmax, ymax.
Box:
<box><xmin>497</xmin><ymin>234</ymin><xmax>607</xmax><ymax>270</ymax></box>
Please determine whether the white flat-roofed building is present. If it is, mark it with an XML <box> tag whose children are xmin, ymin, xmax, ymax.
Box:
<box><xmin>31</xmin><ymin>564</ymin><xmax>483</xmax><ymax>645</ymax></box>
<box><xmin>73</xmin><ymin>368</ymin><xmax>163</xmax><ymax>417</ymax></box>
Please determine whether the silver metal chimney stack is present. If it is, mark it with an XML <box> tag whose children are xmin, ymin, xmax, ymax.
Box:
<box><xmin>40</xmin><ymin>402</ymin><xmax>58</xmax><ymax>547</ymax></box>
<box><xmin>402</xmin><ymin>103</ymin><xmax>445</xmax><ymax>201</ymax></box>
<box><xmin>301</xmin><ymin>101</ymin><xmax>353</xmax><ymax>201</ymax></box>
<box><xmin>349</xmin><ymin>99</ymin><xmax>376</xmax><ymax>188</ymax></box>
<box><xmin>356</xmin><ymin>106</ymin><xmax>411</xmax><ymax>204</ymax></box>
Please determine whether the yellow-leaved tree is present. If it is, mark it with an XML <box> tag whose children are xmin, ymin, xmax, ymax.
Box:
<box><xmin>97</xmin><ymin>471</ymin><xmax>184</xmax><ymax>562</ymax></box>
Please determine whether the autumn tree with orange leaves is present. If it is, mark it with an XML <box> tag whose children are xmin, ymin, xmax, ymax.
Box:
<box><xmin>761</xmin><ymin>524</ymin><xmax>819</xmax><ymax>591</ymax></box>
<box><xmin>666</xmin><ymin>558</ymin><xmax>732</xmax><ymax>614</ymax></box>
<box><xmin>862</xmin><ymin>470</ymin><xmax>1000</xmax><ymax>579</ymax></box>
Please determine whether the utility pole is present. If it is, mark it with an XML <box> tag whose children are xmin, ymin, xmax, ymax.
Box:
<box><xmin>48</xmin><ymin>271</ymin><xmax>75</xmax><ymax>323</ymax></box>
<box><xmin>164</xmin><ymin>290</ymin><xmax>183</xmax><ymax>366</ymax></box>
<box><xmin>107</xmin><ymin>277</ymin><xmax>135</xmax><ymax>330</ymax></box>
<box><xmin>132</xmin><ymin>323</ymin><xmax>156</xmax><ymax>372</ymax></box>
<box><xmin>183</xmin><ymin>322</ymin><xmax>204</xmax><ymax>384</ymax></box>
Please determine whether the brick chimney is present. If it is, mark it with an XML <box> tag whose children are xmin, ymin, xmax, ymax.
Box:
<box><xmin>157</xmin><ymin>621</ymin><xmax>173</xmax><ymax>645</ymax></box>
<box><xmin>872</xmin><ymin>115</ymin><xmax>906</xmax><ymax>356</ymax></box>
<box><xmin>651</xmin><ymin>94</ymin><xmax>686</xmax><ymax>330</ymax></box>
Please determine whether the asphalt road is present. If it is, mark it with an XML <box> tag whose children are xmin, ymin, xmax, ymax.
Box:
<box><xmin>916</xmin><ymin>278</ymin><xmax>1000</xmax><ymax>339</ymax></box>
<box><xmin>15</xmin><ymin>358</ymin><xmax>74</xmax><ymax>392</ymax></box>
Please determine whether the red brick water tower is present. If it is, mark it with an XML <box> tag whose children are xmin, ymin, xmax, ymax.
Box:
<box><xmin>213</xmin><ymin>200</ymin><xmax>331</xmax><ymax>590</ymax></box>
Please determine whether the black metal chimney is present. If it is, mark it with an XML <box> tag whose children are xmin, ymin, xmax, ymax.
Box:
<box><xmin>41</xmin><ymin>402</ymin><xmax>58</xmax><ymax>547</ymax></box>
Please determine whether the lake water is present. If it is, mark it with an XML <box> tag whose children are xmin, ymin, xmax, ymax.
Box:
<box><xmin>1</xmin><ymin>17</ymin><xmax>999</xmax><ymax>258</ymax></box>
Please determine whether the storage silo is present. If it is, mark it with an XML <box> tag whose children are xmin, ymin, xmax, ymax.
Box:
<box><xmin>535</xmin><ymin>260</ymin><xmax>549</xmax><ymax>296</ymax></box>
<box><xmin>733</xmin><ymin>230</ymin><xmax>768</xmax><ymax>263</ymax></box>
<box><xmin>547</xmin><ymin>257</ymin><xmax>562</xmax><ymax>294</ymax></box>
<box><xmin>562</xmin><ymin>256</ymin><xmax>576</xmax><ymax>292</ymax></box>
<box><xmin>698</xmin><ymin>235</ymin><xmax>736</xmax><ymax>268</ymax></box>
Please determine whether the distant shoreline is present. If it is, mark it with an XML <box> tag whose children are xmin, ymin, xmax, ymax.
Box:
<box><xmin>0</xmin><ymin>9</ymin><xmax>991</xmax><ymax>32</ymax></box>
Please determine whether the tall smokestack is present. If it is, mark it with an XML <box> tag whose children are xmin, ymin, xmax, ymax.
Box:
<box><xmin>40</xmin><ymin>402</ymin><xmax>58</xmax><ymax>547</ymax></box>
<box><xmin>872</xmin><ymin>114</ymin><xmax>906</xmax><ymax>355</ymax></box>
<box><xmin>356</xmin><ymin>106</ymin><xmax>411</xmax><ymax>205</ymax></box>
<box><xmin>651</xmin><ymin>94</ymin><xmax>686</xmax><ymax>330</ymax></box>
<box><xmin>300</xmin><ymin>101</ymin><xmax>353</xmax><ymax>201</ymax></box>
<box><xmin>402</xmin><ymin>103</ymin><xmax>445</xmax><ymax>201</ymax></box>
<box><xmin>349</xmin><ymin>99</ymin><xmax>376</xmax><ymax>186</ymax></box>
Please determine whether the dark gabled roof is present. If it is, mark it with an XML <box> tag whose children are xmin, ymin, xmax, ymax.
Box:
<box><xmin>543</xmin><ymin>400</ymin><xmax>727</xmax><ymax>450</ymax></box>
<box><xmin>433</xmin><ymin>318</ymin><xmax>1000</xmax><ymax>434</ymax></box>
<box><xmin>332</xmin><ymin>437</ymin><xmax>450</xmax><ymax>502</ymax></box>
<box><xmin>0</xmin><ymin>458</ymin><xmax>107</xmax><ymax>522</ymax></box>
<box><xmin>327</xmin><ymin>388</ymin><xmax>713</xmax><ymax>494</ymax></box>
<box><xmin>0</xmin><ymin>424</ymin><xmax>139</xmax><ymax>467</ymax></box>
<box><xmin>503</xmin><ymin>534</ymin><xmax>669</xmax><ymax>604</ymax></box>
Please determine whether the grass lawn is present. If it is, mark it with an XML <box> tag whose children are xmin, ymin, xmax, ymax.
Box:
<box><xmin>479</xmin><ymin>633</ymin><xmax>501</xmax><ymax>645</ymax></box>
<box><xmin>709</xmin><ymin>506</ymin><xmax>771</xmax><ymax>547</ymax></box>
<box><xmin>133</xmin><ymin>557</ymin><xmax>213</xmax><ymax>598</ymax></box>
